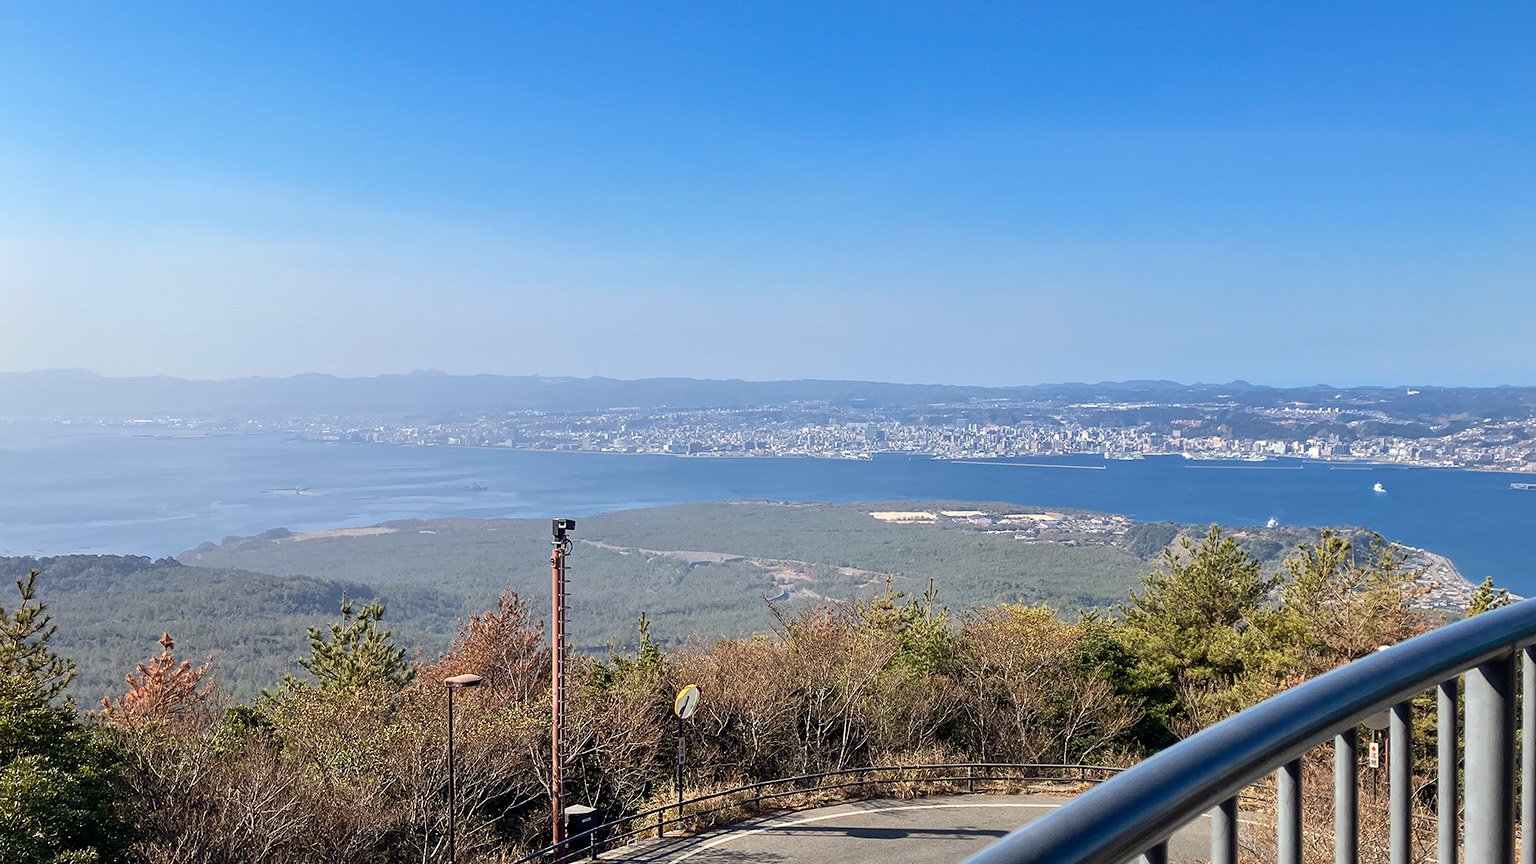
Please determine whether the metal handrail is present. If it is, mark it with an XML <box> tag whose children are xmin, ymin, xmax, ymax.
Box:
<box><xmin>515</xmin><ymin>761</ymin><xmax>1124</xmax><ymax>864</ymax></box>
<box><xmin>965</xmin><ymin>598</ymin><xmax>1536</xmax><ymax>864</ymax></box>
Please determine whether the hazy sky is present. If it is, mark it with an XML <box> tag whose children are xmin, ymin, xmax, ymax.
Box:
<box><xmin>2</xmin><ymin>3</ymin><xmax>1532</xmax><ymax>386</ymax></box>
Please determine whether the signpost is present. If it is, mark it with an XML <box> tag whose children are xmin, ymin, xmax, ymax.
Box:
<box><xmin>1365</xmin><ymin>648</ymin><xmax>1392</xmax><ymax>802</ymax></box>
<box><xmin>674</xmin><ymin>684</ymin><xmax>701</xmax><ymax>817</ymax></box>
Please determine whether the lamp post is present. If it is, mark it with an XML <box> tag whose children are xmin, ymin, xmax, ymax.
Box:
<box><xmin>445</xmin><ymin>673</ymin><xmax>483</xmax><ymax>864</ymax></box>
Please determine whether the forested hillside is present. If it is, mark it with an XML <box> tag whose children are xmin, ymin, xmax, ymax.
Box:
<box><xmin>177</xmin><ymin>501</ymin><xmax>1182</xmax><ymax>654</ymax></box>
<box><xmin>2</xmin><ymin>523</ymin><xmax>1497</xmax><ymax>863</ymax></box>
<box><xmin>0</xmin><ymin>555</ymin><xmax>462</xmax><ymax>701</ymax></box>
<box><xmin>11</xmin><ymin>501</ymin><xmax>1462</xmax><ymax>704</ymax></box>
<box><xmin>180</xmin><ymin>502</ymin><xmax>1392</xmax><ymax>644</ymax></box>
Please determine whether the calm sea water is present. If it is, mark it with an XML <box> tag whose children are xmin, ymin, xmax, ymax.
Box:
<box><xmin>1</xmin><ymin>422</ymin><xmax>1532</xmax><ymax>592</ymax></box>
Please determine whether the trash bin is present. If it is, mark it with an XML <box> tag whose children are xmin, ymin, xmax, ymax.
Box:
<box><xmin>565</xmin><ymin>805</ymin><xmax>598</xmax><ymax>853</ymax></box>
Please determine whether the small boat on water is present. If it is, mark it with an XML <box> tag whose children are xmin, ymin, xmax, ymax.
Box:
<box><xmin>1373</xmin><ymin>482</ymin><xmax>1387</xmax><ymax>494</ymax></box>
<box><xmin>1513</xmin><ymin>482</ymin><xmax>1536</xmax><ymax>491</ymax></box>
<box><xmin>464</xmin><ymin>482</ymin><xmax>488</xmax><ymax>492</ymax></box>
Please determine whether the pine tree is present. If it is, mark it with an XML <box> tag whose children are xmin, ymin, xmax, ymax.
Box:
<box><xmin>0</xmin><ymin>572</ymin><xmax>128</xmax><ymax>863</ymax></box>
<box><xmin>0</xmin><ymin>571</ymin><xmax>75</xmax><ymax>703</ymax></box>
<box><xmin>284</xmin><ymin>596</ymin><xmax>414</xmax><ymax>693</ymax></box>
<box><xmin>856</xmin><ymin>578</ymin><xmax>956</xmax><ymax>676</ymax></box>
<box><xmin>589</xmin><ymin>612</ymin><xmax>666</xmax><ymax>692</ymax></box>
<box><xmin>1467</xmin><ymin>576</ymin><xmax>1514</xmax><ymax>616</ymax></box>
<box><xmin>101</xmin><ymin>632</ymin><xmax>215</xmax><ymax>727</ymax></box>
<box><xmin>1268</xmin><ymin>531</ymin><xmax>1428</xmax><ymax>677</ymax></box>
<box><xmin>1121</xmin><ymin>525</ymin><xmax>1277</xmax><ymax>678</ymax></box>
<box><xmin>1114</xmin><ymin>526</ymin><xmax>1277</xmax><ymax>738</ymax></box>
<box><xmin>427</xmin><ymin>589</ymin><xmax>547</xmax><ymax>703</ymax></box>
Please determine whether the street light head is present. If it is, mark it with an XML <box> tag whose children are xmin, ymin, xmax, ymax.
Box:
<box><xmin>444</xmin><ymin>673</ymin><xmax>484</xmax><ymax>688</ymax></box>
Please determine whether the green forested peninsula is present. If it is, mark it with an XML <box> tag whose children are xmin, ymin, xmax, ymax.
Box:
<box><xmin>10</xmin><ymin>501</ymin><xmax>1458</xmax><ymax>702</ymax></box>
<box><xmin>2</xmin><ymin>555</ymin><xmax>462</xmax><ymax>701</ymax></box>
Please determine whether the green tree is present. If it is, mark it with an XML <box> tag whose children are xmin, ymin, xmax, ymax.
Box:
<box><xmin>1115</xmin><ymin>526</ymin><xmax>1277</xmax><ymax>739</ymax></box>
<box><xmin>283</xmin><ymin>596</ymin><xmax>414</xmax><ymax>693</ymax></box>
<box><xmin>0</xmin><ymin>571</ymin><xmax>76</xmax><ymax>702</ymax></box>
<box><xmin>1266</xmin><ymin>531</ymin><xmax>1427</xmax><ymax>681</ymax></box>
<box><xmin>1467</xmin><ymin>576</ymin><xmax>1514</xmax><ymax>616</ymax></box>
<box><xmin>856</xmin><ymin>579</ymin><xmax>957</xmax><ymax>677</ymax></box>
<box><xmin>588</xmin><ymin>612</ymin><xmax>667</xmax><ymax>693</ymax></box>
<box><xmin>0</xmin><ymin>572</ymin><xmax>129</xmax><ymax>864</ymax></box>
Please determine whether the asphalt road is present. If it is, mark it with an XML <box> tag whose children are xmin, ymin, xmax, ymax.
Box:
<box><xmin>604</xmin><ymin>794</ymin><xmax>1227</xmax><ymax>863</ymax></box>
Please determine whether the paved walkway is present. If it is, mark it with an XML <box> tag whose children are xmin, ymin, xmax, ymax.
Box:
<box><xmin>603</xmin><ymin>794</ymin><xmax>1231</xmax><ymax>863</ymax></box>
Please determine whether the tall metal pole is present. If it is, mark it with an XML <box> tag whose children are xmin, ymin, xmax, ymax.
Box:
<box><xmin>1390</xmin><ymin>701</ymin><xmax>1412</xmax><ymax>864</ymax></box>
<box><xmin>442</xmin><ymin>674</ymin><xmax>480</xmax><ymax>864</ymax></box>
<box><xmin>1523</xmin><ymin>648</ymin><xmax>1535</xmax><ymax>864</ymax></box>
<box><xmin>1335</xmin><ymin>729</ymin><xmax>1357</xmax><ymax>864</ymax></box>
<box><xmin>551</xmin><ymin>520</ymin><xmax>573</xmax><ymax>848</ymax></box>
<box><xmin>1211</xmin><ymin>796</ymin><xmax>1238</xmax><ymax>864</ymax></box>
<box><xmin>447</xmin><ymin>685</ymin><xmax>457</xmax><ymax>864</ymax></box>
<box><xmin>1278</xmin><ymin>758</ymin><xmax>1301</xmax><ymax>864</ymax></box>
<box><xmin>1438</xmin><ymin>679</ymin><xmax>1459</xmax><ymax>864</ymax></box>
<box><xmin>1466</xmin><ymin>651</ymin><xmax>1515</xmax><ymax>864</ymax></box>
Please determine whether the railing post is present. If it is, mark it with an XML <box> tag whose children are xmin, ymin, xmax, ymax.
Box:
<box><xmin>657</xmin><ymin>807</ymin><xmax>664</xmax><ymax>839</ymax></box>
<box><xmin>1391</xmin><ymin>700</ymin><xmax>1413</xmax><ymax>864</ymax></box>
<box><xmin>1279</xmin><ymin>758</ymin><xmax>1302</xmax><ymax>864</ymax></box>
<box><xmin>1212</xmin><ymin>796</ymin><xmax>1238</xmax><ymax>864</ymax></box>
<box><xmin>1137</xmin><ymin>839</ymin><xmax>1168</xmax><ymax>864</ymax></box>
<box><xmin>1337</xmin><ymin>729</ymin><xmax>1358</xmax><ymax>864</ymax></box>
<box><xmin>1441</xmin><ymin>678</ymin><xmax>1460</xmax><ymax>864</ymax></box>
<box><xmin>1467</xmin><ymin>650</ymin><xmax>1516</xmax><ymax>864</ymax></box>
<box><xmin>968</xmin><ymin>765</ymin><xmax>975</xmax><ymax>794</ymax></box>
<box><xmin>1524</xmin><ymin>648</ymin><xmax>1535</xmax><ymax>864</ymax></box>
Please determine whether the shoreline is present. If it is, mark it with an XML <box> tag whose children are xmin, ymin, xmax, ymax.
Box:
<box><xmin>18</xmin><ymin>421</ymin><xmax>1536</xmax><ymax>476</ymax></box>
<box><xmin>359</xmin><ymin>439</ymin><xmax>1536</xmax><ymax>476</ymax></box>
<box><xmin>6</xmin><ymin>424</ymin><xmax>1530</xmax><ymax>590</ymax></box>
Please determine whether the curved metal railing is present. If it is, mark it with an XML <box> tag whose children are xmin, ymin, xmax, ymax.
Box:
<box><xmin>516</xmin><ymin>761</ymin><xmax>1124</xmax><ymax>864</ymax></box>
<box><xmin>965</xmin><ymin>598</ymin><xmax>1536</xmax><ymax>864</ymax></box>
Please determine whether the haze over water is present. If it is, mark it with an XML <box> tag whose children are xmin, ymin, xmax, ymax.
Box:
<box><xmin>2</xmin><ymin>421</ymin><xmax>1532</xmax><ymax>593</ymax></box>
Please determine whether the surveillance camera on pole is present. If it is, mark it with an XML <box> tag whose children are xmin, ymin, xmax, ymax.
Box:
<box><xmin>550</xmin><ymin>518</ymin><xmax>575</xmax><ymax>847</ymax></box>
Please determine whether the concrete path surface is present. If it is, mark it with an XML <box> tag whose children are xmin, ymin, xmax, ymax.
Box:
<box><xmin>601</xmin><ymin>793</ymin><xmax>1231</xmax><ymax>863</ymax></box>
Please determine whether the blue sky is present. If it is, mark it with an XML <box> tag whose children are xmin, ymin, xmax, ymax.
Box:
<box><xmin>2</xmin><ymin>3</ymin><xmax>1532</xmax><ymax>385</ymax></box>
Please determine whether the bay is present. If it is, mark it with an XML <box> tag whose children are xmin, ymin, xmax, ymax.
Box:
<box><xmin>1</xmin><ymin>421</ymin><xmax>1532</xmax><ymax>592</ymax></box>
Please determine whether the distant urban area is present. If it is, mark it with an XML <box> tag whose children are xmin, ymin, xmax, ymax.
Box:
<box><xmin>7</xmin><ymin>371</ymin><xmax>1535</xmax><ymax>472</ymax></box>
<box><xmin>182</xmin><ymin>386</ymin><xmax>1536</xmax><ymax>473</ymax></box>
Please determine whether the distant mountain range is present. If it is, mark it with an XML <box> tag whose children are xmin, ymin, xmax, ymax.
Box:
<box><xmin>3</xmin><ymin>368</ymin><xmax>1534</xmax><ymax>420</ymax></box>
